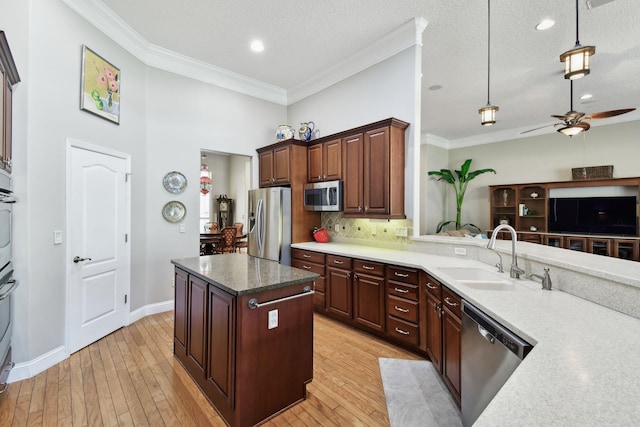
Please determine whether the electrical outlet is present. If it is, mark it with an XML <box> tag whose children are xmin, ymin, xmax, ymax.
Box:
<box><xmin>454</xmin><ymin>247</ymin><xmax>467</xmax><ymax>256</ymax></box>
<box><xmin>53</xmin><ymin>230</ymin><xmax>63</xmax><ymax>245</ymax></box>
<box><xmin>395</xmin><ymin>227</ymin><xmax>408</xmax><ymax>237</ymax></box>
<box><xmin>268</xmin><ymin>309</ymin><xmax>278</xmax><ymax>329</ymax></box>
<box><xmin>371</xmin><ymin>226</ymin><xmax>377</xmax><ymax>235</ymax></box>
<box><xmin>179</xmin><ymin>223</ymin><xmax>186</xmax><ymax>233</ymax></box>
<box><xmin>334</xmin><ymin>224</ymin><xmax>340</xmax><ymax>232</ymax></box>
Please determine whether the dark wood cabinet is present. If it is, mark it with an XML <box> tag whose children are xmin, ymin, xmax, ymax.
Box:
<box><xmin>173</xmin><ymin>264</ymin><xmax>314</xmax><ymax>427</ymax></box>
<box><xmin>441</xmin><ymin>286</ymin><xmax>461</xmax><ymax>406</ymax></box>
<box><xmin>259</xmin><ymin>144</ymin><xmax>291</xmax><ymax>186</ymax></box>
<box><xmin>353</xmin><ymin>259</ymin><xmax>385</xmax><ymax>332</ymax></box>
<box><xmin>0</xmin><ymin>31</ymin><xmax>20</xmax><ymax>174</ymax></box>
<box><xmin>386</xmin><ymin>265</ymin><xmax>420</xmax><ymax>347</ymax></box>
<box><xmin>307</xmin><ymin>138</ymin><xmax>342</xmax><ymax>182</ymax></box>
<box><xmin>326</xmin><ymin>255</ymin><xmax>353</xmax><ymax>320</ymax></box>
<box><xmin>325</xmin><ymin>255</ymin><xmax>385</xmax><ymax>333</ymax></box>
<box><xmin>342</xmin><ymin>133</ymin><xmax>364</xmax><ymax>215</ymax></box>
<box><xmin>291</xmin><ymin>248</ymin><xmax>326</xmax><ymax>311</ymax></box>
<box><xmin>489</xmin><ymin>177</ymin><xmax>640</xmax><ymax>262</ymax></box>
<box><xmin>422</xmin><ymin>273</ymin><xmax>443</xmax><ymax>372</ymax></box>
<box><xmin>342</xmin><ymin>119</ymin><xmax>408</xmax><ymax>218</ymax></box>
<box><xmin>173</xmin><ymin>268</ymin><xmax>188</xmax><ymax>358</ymax></box>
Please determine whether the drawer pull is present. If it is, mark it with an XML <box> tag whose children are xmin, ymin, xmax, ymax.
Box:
<box><xmin>395</xmin><ymin>327</ymin><xmax>410</xmax><ymax>336</ymax></box>
<box><xmin>302</xmin><ymin>265</ymin><xmax>312</xmax><ymax>269</ymax></box>
<box><xmin>333</xmin><ymin>260</ymin><xmax>344</xmax><ymax>265</ymax></box>
<box><xmin>444</xmin><ymin>297</ymin><xmax>459</xmax><ymax>307</ymax></box>
<box><xmin>362</xmin><ymin>265</ymin><xmax>375</xmax><ymax>270</ymax></box>
<box><xmin>426</xmin><ymin>282</ymin><xmax>437</xmax><ymax>289</ymax></box>
<box><xmin>394</xmin><ymin>287</ymin><xmax>409</xmax><ymax>293</ymax></box>
<box><xmin>394</xmin><ymin>305</ymin><xmax>409</xmax><ymax>313</ymax></box>
<box><xmin>303</xmin><ymin>254</ymin><xmax>311</xmax><ymax>258</ymax></box>
<box><xmin>394</xmin><ymin>272</ymin><xmax>409</xmax><ymax>278</ymax></box>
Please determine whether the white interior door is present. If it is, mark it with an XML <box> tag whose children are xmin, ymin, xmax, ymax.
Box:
<box><xmin>67</xmin><ymin>142</ymin><xmax>130</xmax><ymax>354</ymax></box>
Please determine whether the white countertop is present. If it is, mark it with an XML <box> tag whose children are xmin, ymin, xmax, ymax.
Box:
<box><xmin>292</xmin><ymin>241</ymin><xmax>640</xmax><ymax>426</ymax></box>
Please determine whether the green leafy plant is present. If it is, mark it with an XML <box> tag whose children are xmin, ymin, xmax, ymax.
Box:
<box><xmin>428</xmin><ymin>159</ymin><xmax>496</xmax><ymax>233</ymax></box>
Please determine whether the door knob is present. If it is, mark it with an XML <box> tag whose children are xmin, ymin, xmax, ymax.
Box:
<box><xmin>73</xmin><ymin>256</ymin><xmax>92</xmax><ymax>263</ymax></box>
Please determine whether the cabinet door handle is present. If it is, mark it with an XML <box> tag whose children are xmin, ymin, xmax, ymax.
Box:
<box><xmin>426</xmin><ymin>282</ymin><xmax>437</xmax><ymax>289</ymax></box>
<box><xmin>362</xmin><ymin>265</ymin><xmax>375</xmax><ymax>270</ymax></box>
<box><xmin>333</xmin><ymin>260</ymin><xmax>344</xmax><ymax>264</ymax></box>
<box><xmin>302</xmin><ymin>265</ymin><xmax>312</xmax><ymax>269</ymax></box>
<box><xmin>394</xmin><ymin>305</ymin><xmax>409</xmax><ymax>313</ymax></box>
<box><xmin>394</xmin><ymin>272</ymin><xmax>409</xmax><ymax>278</ymax></box>
<box><xmin>395</xmin><ymin>327</ymin><xmax>410</xmax><ymax>336</ymax></box>
<box><xmin>303</xmin><ymin>254</ymin><xmax>311</xmax><ymax>258</ymax></box>
<box><xmin>317</xmin><ymin>175</ymin><xmax>322</xmax><ymax>180</ymax></box>
<box><xmin>394</xmin><ymin>287</ymin><xmax>409</xmax><ymax>293</ymax></box>
<box><xmin>444</xmin><ymin>297</ymin><xmax>459</xmax><ymax>307</ymax></box>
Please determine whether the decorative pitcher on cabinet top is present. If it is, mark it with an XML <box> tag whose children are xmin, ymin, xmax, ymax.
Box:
<box><xmin>276</xmin><ymin>124</ymin><xmax>295</xmax><ymax>141</ymax></box>
<box><xmin>298</xmin><ymin>121</ymin><xmax>315</xmax><ymax>142</ymax></box>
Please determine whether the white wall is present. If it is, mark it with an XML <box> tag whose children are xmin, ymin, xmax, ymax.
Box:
<box><xmin>5</xmin><ymin>0</ymin><xmax>286</xmax><ymax>366</ymax></box>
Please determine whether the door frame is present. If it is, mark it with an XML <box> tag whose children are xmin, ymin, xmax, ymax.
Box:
<box><xmin>65</xmin><ymin>138</ymin><xmax>131</xmax><ymax>356</ymax></box>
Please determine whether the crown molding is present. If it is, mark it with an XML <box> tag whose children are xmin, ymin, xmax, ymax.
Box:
<box><xmin>62</xmin><ymin>0</ymin><xmax>288</xmax><ymax>104</ymax></box>
<box><xmin>287</xmin><ymin>17</ymin><xmax>428</xmax><ymax>105</ymax></box>
<box><xmin>422</xmin><ymin>133</ymin><xmax>450</xmax><ymax>149</ymax></box>
<box><xmin>63</xmin><ymin>1</ymin><xmax>425</xmax><ymax>106</ymax></box>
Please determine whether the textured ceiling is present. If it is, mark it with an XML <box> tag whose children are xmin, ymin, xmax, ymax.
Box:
<box><xmin>99</xmin><ymin>0</ymin><xmax>640</xmax><ymax>145</ymax></box>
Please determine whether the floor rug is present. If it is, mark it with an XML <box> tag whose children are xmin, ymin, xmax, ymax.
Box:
<box><xmin>379</xmin><ymin>358</ymin><xmax>462</xmax><ymax>427</ymax></box>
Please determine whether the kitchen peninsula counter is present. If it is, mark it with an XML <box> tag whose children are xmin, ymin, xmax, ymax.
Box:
<box><xmin>172</xmin><ymin>254</ymin><xmax>319</xmax><ymax>427</ymax></box>
<box><xmin>292</xmin><ymin>240</ymin><xmax>640</xmax><ymax>426</ymax></box>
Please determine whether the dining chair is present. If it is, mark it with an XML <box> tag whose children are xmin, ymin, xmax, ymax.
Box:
<box><xmin>214</xmin><ymin>227</ymin><xmax>237</xmax><ymax>254</ymax></box>
<box><xmin>234</xmin><ymin>222</ymin><xmax>248</xmax><ymax>253</ymax></box>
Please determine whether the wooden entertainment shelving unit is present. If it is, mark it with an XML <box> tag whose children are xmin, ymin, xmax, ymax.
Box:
<box><xmin>489</xmin><ymin>177</ymin><xmax>640</xmax><ymax>261</ymax></box>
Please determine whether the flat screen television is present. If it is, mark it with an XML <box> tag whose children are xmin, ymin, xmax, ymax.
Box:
<box><xmin>548</xmin><ymin>196</ymin><xmax>638</xmax><ymax>236</ymax></box>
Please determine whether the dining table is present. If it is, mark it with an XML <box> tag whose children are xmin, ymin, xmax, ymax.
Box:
<box><xmin>200</xmin><ymin>231</ymin><xmax>247</xmax><ymax>255</ymax></box>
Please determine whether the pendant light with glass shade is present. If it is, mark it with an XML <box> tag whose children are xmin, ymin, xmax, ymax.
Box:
<box><xmin>200</xmin><ymin>154</ymin><xmax>212</xmax><ymax>195</ymax></box>
<box><xmin>560</xmin><ymin>0</ymin><xmax>595</xmax><ymax>80</ymax></box>
<box><xmin>478</xmin><ymin>0</ymin><xmax>498</xmax><ymax>126</ymax></box>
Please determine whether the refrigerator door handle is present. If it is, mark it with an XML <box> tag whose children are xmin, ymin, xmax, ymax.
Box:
<box><xmin>256</xmin><ymin>198</ymin><xmax>265</xmax><ymax>254</ymax></box>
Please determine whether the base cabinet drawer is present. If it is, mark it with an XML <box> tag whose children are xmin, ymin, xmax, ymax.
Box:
<box><xmin>386</xmin><ymin>316</ymin><xmax>419</xmax><ymax>347</ymax></box>
<box><xmin>387</xmin><ymin>295</ymin><xmax>418</xmax><ymax>323</ymax></box>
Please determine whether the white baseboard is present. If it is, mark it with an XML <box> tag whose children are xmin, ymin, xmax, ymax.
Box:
<box><xmin>128</xmin><ymin>299</ymin><xmax>173</xmax><ymax>324</ymax></box>
<box><xmin>8</xmin><ymin>299</ymin><xmax>174</xmax><ymax>383</ymax></box>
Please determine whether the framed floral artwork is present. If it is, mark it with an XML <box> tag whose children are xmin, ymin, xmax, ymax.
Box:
<box><xmin>80</xmin><ymin>45</ymin><xmax>120</xmax><ymax>124</ymax></box>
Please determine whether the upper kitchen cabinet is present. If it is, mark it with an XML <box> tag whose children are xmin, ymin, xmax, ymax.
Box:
<box><xmin>343</xmin><ymin>118</ymin><xmax>409</xmax><ymax>218</ymax></box>
<box><xmin>0</xmin><ymin>32</ymin><xmax>21</xmax><ymax>174</ymax></box>
<box><xmin>307</xmin><ymin>138</ymin><xmax>342</xmax><ymax>183</ymax></box>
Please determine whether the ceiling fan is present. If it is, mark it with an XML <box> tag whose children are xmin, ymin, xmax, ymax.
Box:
<box><xmin>522</xmin><ymin>80</ymin><xmax>636</xmax><ymax>136</ymax></box>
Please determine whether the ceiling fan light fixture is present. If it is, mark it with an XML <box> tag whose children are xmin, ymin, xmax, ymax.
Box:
<box><xmin>557</xmin><ymin>121</ymin><xmax>589</xmax><ymax>137</ymax></box>
<box><xmin>560</xmin><ymin>44</ymin><xmax>596</xmax><ymax>80</ymax></box>
<box><xmin>479</xmin><ymin>105</ymin><xmax>499</xmax><ymax>126</ymax></box>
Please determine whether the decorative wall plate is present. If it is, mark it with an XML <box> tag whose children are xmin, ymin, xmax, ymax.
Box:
<box><xmin>163</xmin><ymin>171</ymin><xmax>187</xmax><ymax>194</ymax></box>
<box><xmin>162</xmin><ymin>201</ymin><xmax>186</xmax><ymax>223</ymax></box>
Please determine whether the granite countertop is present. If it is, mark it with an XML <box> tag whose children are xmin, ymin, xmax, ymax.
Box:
<box><xmin>172</xmin><ymin>253</ymin><xmax>319</xmax><ymax>296</ymax></box>
<box><xmin>292</xmin><ymin>241</ymin><xmax>640</xmax><ymax>425</ymax></box>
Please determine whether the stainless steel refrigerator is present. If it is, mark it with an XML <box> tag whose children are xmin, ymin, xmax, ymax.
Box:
<box><xmin>247</xmin><ymin>187</ymin><xmax>292</xmax><ymax>265</ymax></box>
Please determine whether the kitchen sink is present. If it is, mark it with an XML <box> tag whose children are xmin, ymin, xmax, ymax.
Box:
<box><xmin>438</xmin><ymin>267</ymin><xmax>523</xmax><ymax>291</ymax></box>
<box><xmin>438</xmin><ymin>267</ymin><xmax>509</xmax><ymax>283</ymax></box>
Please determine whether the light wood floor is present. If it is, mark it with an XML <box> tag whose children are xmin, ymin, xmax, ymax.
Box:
<box><xmin>0</xmin><ymin>312</ymin><xmax>423</xmax><ymax>426</ymax></box>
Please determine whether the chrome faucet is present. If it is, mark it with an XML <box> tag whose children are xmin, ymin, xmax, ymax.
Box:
<box><xmin>529</xmin><ymin>267</ymin><xmax>552</xmax><ymax>290</ymax></box>
<box><xmin>487</xmin><ymin>224</ymin><xmax>525</xmax><ymax>279</ymax></box>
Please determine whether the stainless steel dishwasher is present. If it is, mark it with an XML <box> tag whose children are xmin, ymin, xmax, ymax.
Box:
<box><xmin>461</xmin><ymin>300</ymin><xmax>533</xmax><ymax>426</ymax></box>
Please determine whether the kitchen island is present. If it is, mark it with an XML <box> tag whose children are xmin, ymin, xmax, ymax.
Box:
<box><xmin>171</xmin><ymin>254</ymin><xmax>319</xmax><ymax>427</ymax></box>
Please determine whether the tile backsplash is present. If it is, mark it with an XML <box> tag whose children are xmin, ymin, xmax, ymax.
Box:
<box><xmin>320</xmin><ymin>212</ymin><xmax>413</xmax><ymax>244</ymax></box>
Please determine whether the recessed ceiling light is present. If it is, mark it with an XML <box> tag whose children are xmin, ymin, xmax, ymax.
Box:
<box><xmin>250</xmin><ymin>40</ymin><xmax>264</xmax><ymax>53</ymax></box>
<box><xmin>428</xmin><ymin>85</ymin><xmax>443</xmax><ymax>91</ymax></box>
<box><xmin>580</xmin><ymin>93</ymin><xmax>593</xmax><ymax>100</ymax></box>
<box><xmin>535</xmin><ymin>19</ymin><xmax>555</xmax><ymax>31</ymax></box>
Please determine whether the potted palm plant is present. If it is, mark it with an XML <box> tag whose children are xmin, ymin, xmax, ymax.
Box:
<box><xmin>428</xmin><ymin>159</ymin><xmax>496</xmax><ymax>233</ymax></box>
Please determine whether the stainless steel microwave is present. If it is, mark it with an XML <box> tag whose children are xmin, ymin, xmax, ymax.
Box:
<box><xmin>303</xmin><ymin>180</ymin><xmax>343</xmax><ymax>212</ymax></box>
